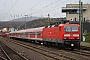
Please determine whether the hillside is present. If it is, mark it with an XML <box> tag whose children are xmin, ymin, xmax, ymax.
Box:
<box><xmin>0</xmin><ymin>16</ymin><xmax>43</xmax><ymax>29</ymax></box>
<box><xmin>21</xmin><ymin>18</ymin><xmax>66</xmax><ymax>29</ymax></box>
<box><xmin>0</xmin><ymin>17</ymin><xmax>66</xmax><ymax>30</ymax></box>
<box><xmin>0</xmin><ymin>21</ymin><xmax>24</xmax><ymax>29</ymax></box>
<box><xmin>9</xmin><ymin>16</ymin><xmax>41</xmax><ymax>22</ymax></box>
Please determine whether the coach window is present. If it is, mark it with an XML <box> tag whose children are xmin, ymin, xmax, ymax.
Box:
<box><xmin>22</xmin><ymin>32</ymin><xmax>25</xmax><ymax>35</ymax></box>
<box><xmin>30</xmin><ymin>32</ymin><xmax>35</xmax><ymax>35</ymax></box>
<box><xmin>29</xmin><ymin>32</ymin><xmax>32</xmax><ymax>35</ymax></box>
<box><xmin>28</xmin><ymin>32</ymin><xmax>31</xmax><ymax>35</ymax></box>
<box><xmin>37</xmin><ymin>32</ymin><xmax>42</xmax><ymax>35</ymax></box>
<box><xmin>26</xmin><ymin>32</ymin><xmax>28</xmax><ymax>35</ymax></box>
<box><xmin>22</xmin><ymin>33</ymin><xmax>23</xmax><ymax>35</ymax></box>
<box><xmin>20</xmin><ymin>33</ymin><xmax>22</xmax><ymax>35</ymax></box>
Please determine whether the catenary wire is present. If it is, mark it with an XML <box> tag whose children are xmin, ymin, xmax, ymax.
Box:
<box><xmin>2</xmin><ymin>0</ymin><xmax>20</xmax><ymax>20</ymax></box>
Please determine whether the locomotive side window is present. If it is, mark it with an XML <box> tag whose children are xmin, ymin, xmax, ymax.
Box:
<box><xmin>59</xmin><ymin>27</ymin><xmax>61</xmax><ymax>31</ymax></box>
<box><xmin>64</xmin><ymin>26</ymin><xmax>78</xmax><ymax>32</ymax></box>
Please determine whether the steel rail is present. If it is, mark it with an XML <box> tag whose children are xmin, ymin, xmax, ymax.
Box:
<box><xmin>9</xmin><ymin>40</ymin><xmax>76</xmax><ymax>60</ymax></box>
<box><xmin>0</xmin><ymin>55</ymin><xmax>7</xmax><ymax>60</ymax></box>
<box><xmin>0</xmin><ymin>46</ymin><xmax>11</xmax><ymax>60</ymax></box>
<box><xmin>0</xmin><ymin>41</ymin><xmax>28</xmax><ymax>60</ymax></box>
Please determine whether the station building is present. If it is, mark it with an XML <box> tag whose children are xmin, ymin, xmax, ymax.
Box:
<box><xmin>62</xmin><ymin>4</ymin><xmax>90</xmax><ymax>22</ymax></box>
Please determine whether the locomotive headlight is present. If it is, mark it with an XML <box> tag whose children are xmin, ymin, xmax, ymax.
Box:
<box><xmin>73</xmin><ymin>34</ymin><xmax>79</xmax><ymax>37</ymax></box>
<box><xmin>64</xmin><ymin>34</ymin><xmax>70</xmax><ymax>37</ymax></box>
<box><xmin>64</xmin><ymin>38</ymin><xmax>67</xmax><ymax>39</ymax></box>
<box><xmin>71</xmin><ymin>44</ymin><xmax>74</xmax><ymax>46</ymax></box>
<box><xmin>77</xmin><ymin>38</ymin><xmax>79</xmax><ymax>39</ymax></box>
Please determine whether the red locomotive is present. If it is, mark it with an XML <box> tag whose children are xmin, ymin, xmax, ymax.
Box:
<box><xmin>8</xmin><ymin>23</ymin><xmax>80</xmax><ymax>50</ymax></box>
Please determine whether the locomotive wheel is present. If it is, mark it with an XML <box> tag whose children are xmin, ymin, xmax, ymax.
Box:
<box><xmin>77</xmin><ymin>43</ymin><xmax>80</xmax><ymax>50</ymax></box>
<box><xmin>71</xmin><ymin>47</ymin><xmax>74</xmax><ymax>50</ymax></box>
<box><xmin>58</xmin><ymin>44</ymin><xmax>61</xmax><ymax>49</ymax></box>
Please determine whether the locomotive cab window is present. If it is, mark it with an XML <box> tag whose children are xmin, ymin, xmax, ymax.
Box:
<box><xmin>64</xmin><ymin>26</ymin><xmax>78</xmax><ymax>32</ymax></box>
<box><xmin>72</xmin><ymin>26</ymin><xmax>78</xmax><ymax>32</ymax></box>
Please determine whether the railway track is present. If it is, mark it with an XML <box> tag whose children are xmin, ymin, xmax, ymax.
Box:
<box><xmin>67</xmin><ymin>50</ymin><xmax>90</xmax><ymax>57</ymax></box>
<box><xmin>81</xmin><ymin>46</ymin><xmax>90</xmax><ymax>51</ymax></box>
<box><xmin>0</xmin><ymin>45</ymin><xmax>7</xmax><ymax>60</ymax></box>
<box><xmin>0</xmin><ymin>41</ymin><xmax>28</xmax><ymax>60</ymax></box>
<box><xmin>7</xmin><ymin>39</ymin><xmax>76</xmax><ymax>60</ymax></box>
<box><xmin>0</xmin><ymin>55</ymin><xmax>7</xmax><ymax>60</ymax></box>
<box><xmin>1</xmin><ymin>38</ymin><xmax>90</xmax><ymax>60</ymax></box>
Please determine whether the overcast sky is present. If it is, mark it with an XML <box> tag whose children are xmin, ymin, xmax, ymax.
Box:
<box><xmin>0</xmin><ymin>0</ymin><xmax>90</xmax><ymax>21</ymax></box>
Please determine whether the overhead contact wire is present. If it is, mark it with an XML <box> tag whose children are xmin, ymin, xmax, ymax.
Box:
<box><xmin>2</xmin><ymin>0</ymin><xmax>20</xmax><ymax>19</ymax></box>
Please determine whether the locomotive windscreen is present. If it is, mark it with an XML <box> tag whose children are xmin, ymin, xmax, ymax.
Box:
<box><xmin>64</xmin><ymin>26</ymin><xmax>78</xmax><ymax>32</ymax></box>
